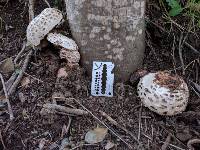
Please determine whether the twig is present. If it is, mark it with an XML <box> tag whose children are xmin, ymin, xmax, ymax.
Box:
<box><xmin>14</xmin><ymin>42</ymin><xmax>30</xmax><ymax>64</ymax></box>
<box><xmin>187</xmin><ymin>139</ymin><xmax>200</xmax><ymax>150</ymax></box>
<box><xmin>99</xmin><ymin>111</ymin><xmax>142</xmax><ymax>146</ymax></box>
<box><xmin>138</xmin><ymin>104</ymin><xmax>142</xmax><ymax>141</ymax></box>
<box><xmin>61</xmin><ymin>116</ymin><xmax>72</xmax><ymax>138</ymax></box>
<box><xmin>43</xmin><ymin>103</ymin><xmax>88</xmax><ymax>116</ymax></box>
<box><xmin>72</xmin><ymin>98</ymin><xmax>133</xmax><ymax>149</ymax></box>
<box><xmin>185</xmin><ymin>42</ymin><xmax>200</xmax><ymax>55</ymax></box>
<box><xmin>0</xmin><ymin>72</ymin><xmax>17</xmax><ymax>95</ymax></box>
<box><xmin>0</xmin><ymin>73</ymin><xmax>14</xmax><ymax>120</ymax></box>
<box><xmin>28</xmin><ymin>0</ymin><xmax>35</xmax><ymax>21</ymax></box>
<box><xmin>43</xmin><ymin>0</ymin><xmax>51</xmax><ymax>7</ymax></box>
<box><xmin>0</xmin><ymin>131</ymin><xmax>6</xmax><ymax>149</ymax></box>
<box><xmin>161</xmin><ymin>134</ymin><xmax>171</xmax><ymax>150</ymax></box>
<box><xmin>66</xmin><ymin>116</ymin><xmax>72</xmax><ymax>133</ymax></box>
<box><xmin>178</xmin><ymin>32</ymin><xmax>185</xmax><ymax>75</ymax></box>
<box><xmin>172</xmin><ymin>35</ymin><xmax>177</xmax><ymax>73</ymax></box>
<box><xmin>8</xmin><ymin>50</ymin><xmax>33</xmax><ymax>96</ymax></box>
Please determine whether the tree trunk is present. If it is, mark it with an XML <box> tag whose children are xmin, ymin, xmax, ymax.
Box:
<box><xmin>65</xmin><ymin>0</ymin><xmax>146</xmax><ymax>82</ymax></box>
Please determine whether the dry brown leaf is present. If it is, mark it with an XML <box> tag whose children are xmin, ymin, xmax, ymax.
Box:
<box><xmin>0</xmin><ymin>58</ymin><xmax>15</xmax><ymax>73</ymax></box>
<box><xmin>85</xmin><ymin>127</ymin><xmax>108</xmax><ymax>144</ymax></box>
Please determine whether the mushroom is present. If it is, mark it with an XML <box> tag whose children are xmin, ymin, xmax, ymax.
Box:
<box><xmin>27</xmin><ymin>8</ymin><xmax>63</xmax><ymax>46</ymax></box>
<box><xmin>47</xmin><ymin>33</ymin><xmax>78</xmax><ymax>51</ymax></box>
<box><xmin>47</xmin><ymin>33</ymin><xmax>80</xmax><ymax>66</ymax></box>
<box><xmin>137</xmin><ymin>71</ymin><xmax>189</xmax><ymax>116</ymax></box>
<box><xmin>60</xmin><ymin>48</ymin><xmax>80</xmax><ymax>64</ymax></box>
<box><xmin>26</xmin><ymin>8</ymin><xmax>80</xmax><ymax>70</ymax></box>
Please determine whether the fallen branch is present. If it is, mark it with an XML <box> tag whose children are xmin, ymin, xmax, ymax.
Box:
<box><xmin>72</xmin><ymin>98</ymin><xmax>133</xmax><ymax>149</ymax></box>
<box><xmin>0</xmin><ymin>73</ymin><xmax>14</xmax><ymax>120</ymax></box>
<box><xmin>42</xmin><ymin>103</ymin><xmax>88</xmax><ymax>116</ymax></box>
<box><xmin>8</xmin><ymin>50</ymin><xmax>33</xmax><ymax>96</ymax></box>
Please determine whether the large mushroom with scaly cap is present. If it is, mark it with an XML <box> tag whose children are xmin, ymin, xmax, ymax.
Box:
<box><xmin>26</xmin><ymin>8</ymin><xmax>80</xmax><ymax>69</ymax></box>
<box><xmin>137</xmin><ymin>71</ymin><xmax>189</xmax><ymax>116</ymax></box>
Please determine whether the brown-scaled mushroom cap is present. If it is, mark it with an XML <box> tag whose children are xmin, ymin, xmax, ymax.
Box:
<box><xmin>60</xmin><ymin>48</ymin><xmax>80</xmax><ymax>64</ymax></box>
<box><xmin>137</xmin><ymin>71</ymin><xmax>189</xmax><ymax>116</ymax></box>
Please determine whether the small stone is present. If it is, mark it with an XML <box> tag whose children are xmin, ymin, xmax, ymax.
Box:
<box><xmin>18</xmin><ymin>92</ymin><xmax>26</xmax><ymax>103</ymax></box>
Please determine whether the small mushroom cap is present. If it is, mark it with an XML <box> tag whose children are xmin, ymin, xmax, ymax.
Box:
<box><xmin>60</xmin><ymin>48</ymin><xmax>80</xmax><ymax>63</ymax></box>
<box><xmin>47</xmin><ymin>33</ymin><xmax>78</xmax><ymax>51</ymax></box>
<box><xmin>27</xmin><ymin>8</ymin><xmax>63</xmax><ymax>46</ymax></box>
<box><xmin>137</xmin><ymin>71</ymin><xmax>189</xmax><ymax>116</ymax></box>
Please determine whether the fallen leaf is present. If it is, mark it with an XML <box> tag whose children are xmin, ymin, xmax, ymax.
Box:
<box><xmin>85</xmin><ymin>127</ymin><xmax>108</xmax><ymax>144</ymax></box>
<box><xmin>105</xmin><ymin>141</ymin><xmax>115</xmax><ymax>150</ymax></box>
<box><xmin>21</xmin><ymin>76</ymin><xmax>30</xmax><ymax>87</ymax></box>
<box><xmin>0</xmin><ymin>58</ymin><xmax>14</xmax><ymax>73</ymax></box>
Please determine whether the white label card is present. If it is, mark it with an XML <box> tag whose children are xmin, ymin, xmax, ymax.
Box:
<box><xmin>91</xmin><ymin>61</ymin><xmax>114</xmax><ymax>97</ymax></box>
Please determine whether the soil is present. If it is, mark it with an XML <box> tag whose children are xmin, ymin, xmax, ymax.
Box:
<box><xmin>0</xmin><ymin>0</ymin><xmax>200</xmax><ymax>150</ymax></box>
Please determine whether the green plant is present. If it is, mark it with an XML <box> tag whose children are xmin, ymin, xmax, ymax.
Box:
<box><xmin>166</xmin><ymin>0</ymin><xmax>183</xmax><ymax>16</ymax></box>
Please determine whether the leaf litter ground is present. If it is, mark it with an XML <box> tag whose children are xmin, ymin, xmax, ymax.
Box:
<box><xmin>0</xmin><ymin>0</ymin><xmax>200</xmax><ymax>149</ymax></box>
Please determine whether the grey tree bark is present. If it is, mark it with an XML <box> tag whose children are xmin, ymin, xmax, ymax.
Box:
<box><xmin>65</xmin><ymin>0</ymin><xmax>146</xmax><ymax>82</ymax></box>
